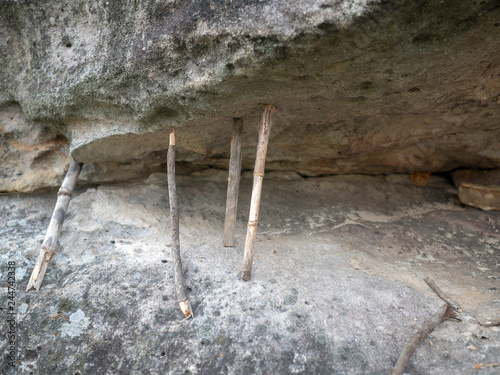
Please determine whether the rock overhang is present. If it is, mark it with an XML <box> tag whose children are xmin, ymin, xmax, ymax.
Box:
<box><xmin>1</xmin><ymin>0</ymin><xmax>500</xmax><ymax>185</ymax></box>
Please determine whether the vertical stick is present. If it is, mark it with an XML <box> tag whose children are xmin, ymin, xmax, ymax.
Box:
<box><xmin>241</xmin><ymin>105</ymin><xmax>276</xmax><ymax>281</ymax></box>
<box><xmin>167</xmin><ymin>129</ymin><xmax>193</xmax><ymax>318</ymax></box>
<box><xmin>223</xmin><ymin>118</ymin><xmax>244</xmax><ymax>247</ymax></box>
<box><xmin>26</xmin><ymin>161</ymin><xmax>83</xmax><ymax>291</ymax></box>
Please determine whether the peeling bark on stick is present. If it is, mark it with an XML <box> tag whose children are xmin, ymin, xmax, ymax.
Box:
<box><xmin>167</xmin><ymin>129</ymin><xmax>193</xmax><ymax>319</ymax></box>
<box><xmin>223</xmin><ymin>118</ymin><xmax>244</xmax><ymax>247</ymax></box>
<box><xmin>391</xmin><ymin>305</ymin><xmax>461</xmax><ymax>375</ymax></box>
<box><xmin>241</xmin><ymin>105</ymin><xmax>276</xmax><ymax>281</ymax></box>
<box><xmin>26</xmin><ymin>161</ymin><xmax>83</xmax><ymax>291</ymax></box>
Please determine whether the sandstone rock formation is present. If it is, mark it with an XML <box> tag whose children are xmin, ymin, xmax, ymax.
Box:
<box><xmin>0</xmin><ymin>102</ymin><xmax>70</xmax><ymax>192</ymax></box>
<box><xmin>1</xmin><ymin>0</ymin><xmax>500</xmax><ymax>190</ymax></box>
<box><xmin>452</xmin><ymin>169</ymin><xmax>500</xmax><ymax>210</ymax></box>
<box><xmin>2</xmin><ymin>172</ymin><xmax>499</xmax><ymax>374</ymax></box>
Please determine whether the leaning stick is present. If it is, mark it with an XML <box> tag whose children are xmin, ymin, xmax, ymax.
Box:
<box><xmin>241</xmin><ymin>105</ymin><xmax>276</xmax><ymax>281</ymax></box>
<box><xmin>424</xmin><ymin>277</ymin><xmax>462</xmax><ymax>312</ymax></box>
<box><xmin>223</xmin><ymin>118</ymin><xmax>244</xmax><ymax>247</ymax></box>
<box><xmin>391</xmin><ymin>305</ymin><xmax>461</xmax><ymax>375</ymax></box>
<box><xmin>167</xmin><ymin>129</ymin><xmax>193</xmax><ymax>318</ymax></box>
<box><xmin>26</xmin><ymin>161</ymin><xmax>83</xmax><ymax>291</ymax></box>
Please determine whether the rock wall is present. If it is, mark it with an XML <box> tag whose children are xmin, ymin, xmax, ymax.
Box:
<box><xmin>1</xmin><ymin>0</ymin><xmax>500</xmax><ymax>191</ymax></box>
<box><xmin>0</xmin><ymin>102</ymin><xmax>70</xmax><ymax>192</ymax></box>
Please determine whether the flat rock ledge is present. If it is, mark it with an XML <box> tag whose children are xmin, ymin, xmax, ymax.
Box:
<box><xmin>1</xmin><ymin>172</ymin><xmax>498</xmax><ymax>374</ymax></box>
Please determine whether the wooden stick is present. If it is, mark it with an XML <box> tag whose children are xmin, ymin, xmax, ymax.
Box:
<box><xmin>241</xmin><ymin>105</ymin><xmax>276</xmax><ymax>281</ymax></box>
<box><xmin>424</xmin><ymin>277</ymin><xmax>462</xmax><ymax>312</ymax></box>
<box><xmin>167</xmin><ymin>129</ymin><xmax>193</xmax><ymax>319</ymax></box>
<box><xmin>223</xmin><ymin>118</ymin><xmax>244</xmax><ymax>247</ymax></box>
<box><xmin>26</xmin><ymin>161</ymin><xmax>83</xmax><ymax>291</ymax></box>
<box><xmin>391</xmin><ymin>305</ymin><xmax>461</xmax><ymax>375</ymax></box>
<box><xmin>478</xmin><ymin>318</ymin><xmax>500</xmax><ymax>327</ymax></box>
<box><xmin>474</xmin><ymin>363</ymin><xmax>500</xmax><ymax>370</ymax></box>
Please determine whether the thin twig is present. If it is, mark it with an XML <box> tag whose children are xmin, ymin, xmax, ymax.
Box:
<box><xmin>391</xmin><ymin>305</ymin><xmax>461</xmax><ymax>375</ymax></box>
<box><xmin>478</xmin><ymin>319</ymin><xmax>500</xmax><ymax>327</ymax></box>
<box><xmin>26</xmin><ymin>161</ymin><xmax>82</xmax><ymax>291</ymax></box>
<box><xmin>223</xmin><ymin>118</ymin><xmax>244</xmax><ymax>247</ymax></box>
<box><xmin>424</xmin><ymin>277</ymin><xmax>462</xmax><ymax>312</ymax></box>
<box><xmin>474</xmin><ymin>363</ymin><xmax>500</xmax><ymax>370</ymax></box>
<box><xmin>241</xmin><ymin>105</ymin><xmax>276</xmax><ymax>281</ymax></box>
<box><xmin>167</xmin><ymin>129</ymin><xmax>193</xmax><ymax>319</ymax></box>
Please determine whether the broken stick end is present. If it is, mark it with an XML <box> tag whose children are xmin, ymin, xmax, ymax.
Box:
<box><xmin>223</xmin><ymin>240</ymin><xmax>234</xmax><ymax>248</ymax></box>
<box><xmin>241</xmin><ymin>270</ymin><xmax>251</xmax><ymax>281</ymax></box>
<box><xmin>26</xmin><ymin>278</ymin><xmax>43</xmax><ymax>292</ymax></box>
<box><xmin>26</xmin><ymin>273</ymin><xmax>37</xmax><ymax>291</ymax></box>
<box><xmin>26</xmin><ymin>276</ymin><xmax>37</xmax><ymax>291</ymax></box>
<box><xmin>170</xmin><ymin>129</ymin><xmax>175</xmax><ymax>145</ymax></box>
<box><xmin>27</xmin><ymin>260</ymin><xmax>51</xmax><ymax>292</ymax></box>
<box><xmin>26</xmin><ymin>259</ymin><xmax>43</xmax><ymax>291</ymax></box>
<box><xmin>35</xmin><ymin>285</ymin><xmax>41</xmax><ymax>292</ymax></box>
<box><xmin>179</xmin><ymin>300</ymin><xmax>193</xmax><ymax>318</ymax></box>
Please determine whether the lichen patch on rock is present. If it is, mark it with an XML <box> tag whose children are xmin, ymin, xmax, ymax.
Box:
<box><xmin>60</xmin><ymin>309</ymin><xmax>90</xmax><ymax>339</ymax></box>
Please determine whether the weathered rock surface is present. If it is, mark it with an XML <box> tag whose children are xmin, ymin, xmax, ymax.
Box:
<box><xmin>1</xmin><ymin>172</ymin><xmax>499</xmax><ymax>374</ymax></box>
<box><xmin>451</xmin><ymin>169</ymin><xmax>500</xmax><ymax>210</ymax></box>
<box><xmin>0</xmin><ymin>102</ymin><xmax>71</xmax><ymax>192</ymax></box>
<box><xmin>458</xmin><ymin>183</ymin><xmax>500</xmax><ymax>211</ymax></box>
<box><xmin>452</xmin><ymin>169</ymin><xmax>500</xmax><ymax>188</ymax></box>
<box><xmin>1</xmin><ymin>0</ymin><xmax>500</xmax><ymax>190</ymax></box>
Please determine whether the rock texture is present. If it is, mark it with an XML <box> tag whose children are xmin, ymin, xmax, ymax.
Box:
<box><xmin>0</xmin><ymin>102</ymin><xmax>70</xmax><ymax>192</ymax></box>
<box><xmin>452</xmin><ymin>169</ymin><xmax>500</xmax><ymax>210</ymax></box>
<box><xmin>458</xmin><ymin>183</ymin><xmax>500</xmax><ymax>211</ymax></box>
<box><xmin>1</xmin><ymin>0</ymin><xmax>500</xmax><ymax>190</ymax></box>
<box><xmin>452</xmin><ymin>169</ymin><xmax>500</xmax><ymax>188</ymax></box>
<box><xmin>1</xmin><ymin>172</ymin><xmax>499</xmax><ymax>374</ymax></box>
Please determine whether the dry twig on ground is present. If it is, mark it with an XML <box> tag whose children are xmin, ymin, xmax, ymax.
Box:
<box><xmin>478</xmin><ymin>319</ymin><xmax>500</xmax><ymax>327</ymax></box>
<box><xmin>391</xmin><ymin>305</ymin><xmax>461</xmax><ymax>375</ymax></box>
<box><xmin>424</xmin><ymin>277</ymin><xmax>462</xmax><ymax>312</ymax></box>
<box><xmin>474</xmin><ymin>363</ymin><xmax>500</xmax><ymax>370</ymax></box>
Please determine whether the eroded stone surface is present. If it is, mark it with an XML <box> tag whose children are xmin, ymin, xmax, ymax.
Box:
<box><xmin>0</xmin><ymin>0</ymin><xmax>499</xmax><ymax>190</ymax></box>
<box><xmin>458</xmin><ymin>183</ymin><xmax>500</xmax><ymax>211</ymax></box>
<box><xmin>1</xmin><ymin>172</ymin><xmax>498</xmax><ymax>374</ymax></box>
<box><xmin>452</xmin><ymin>169</ymin><xmax>500</xmax><ymax>188</ymax></box>
<box><xmin>0</xmin><ymin>102</ymin><xmax>71</xmax><ymax>192</ymax></box>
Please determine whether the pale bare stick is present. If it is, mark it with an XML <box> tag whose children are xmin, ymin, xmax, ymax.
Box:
<box><xmin>167</xmin><ymin>129</ymin><xmax>193</xmax><ymax>318</ymax></box>
<box><xmin>424</xmin><ymin>277</ymin><xmax>462</xmax><ymax>312</ymax></box>
<box><xmin>391</xmin><ymin>305</ymin><xmax>461</xmax><ymax>375</ymax></box>
<box><xmin>223</xmin><ymin>118</ymin><xmax>244</xmax><ymax>247</ymax></box>
<box><xmin>26</xmin><ymin>161</ymin><xmax>83</xmax><ymax>291</ymax></box>
<box><xmin>241</xmin><ymin>105</ymin><xmax>276</xmax><ymax>281</ymax></box>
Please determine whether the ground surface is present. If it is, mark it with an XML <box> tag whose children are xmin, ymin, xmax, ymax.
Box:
<box><xmin>0</xmin><ymin>172</ymin><xmax>499</xmax><ymax>374</ymax></box>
